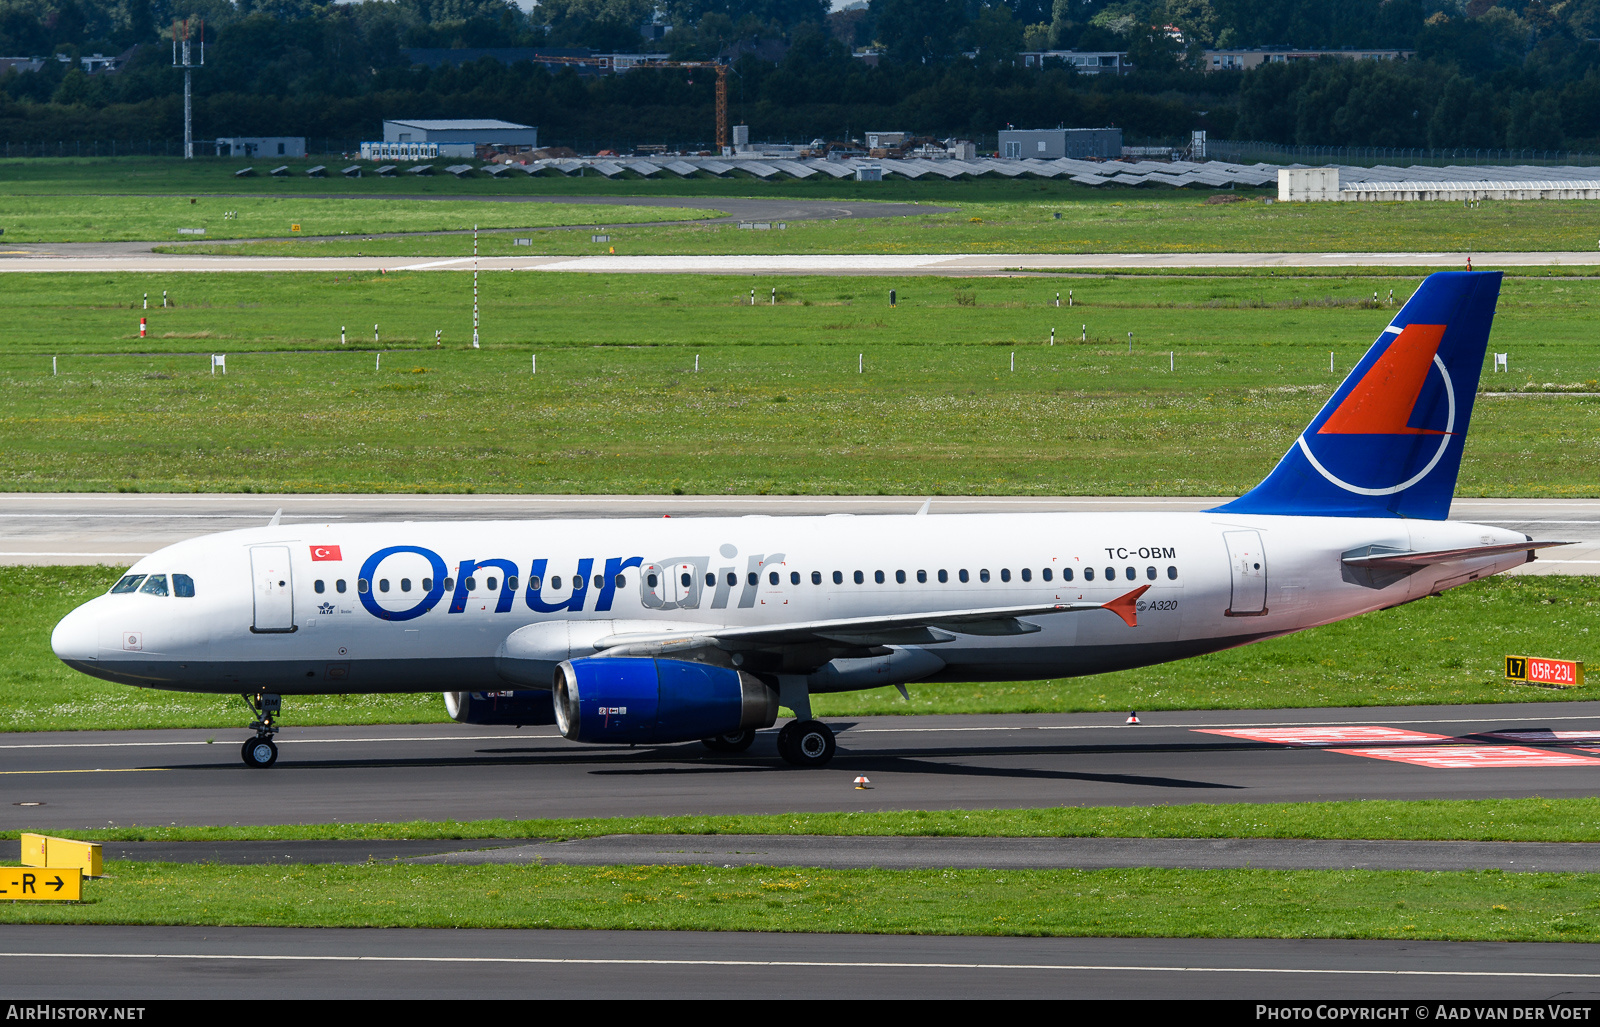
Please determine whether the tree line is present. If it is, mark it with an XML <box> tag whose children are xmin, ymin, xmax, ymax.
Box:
<box><xmin>2</xmin><ymin>0</ymin><xmax>1598</xmax><ymax>153</ymax></box>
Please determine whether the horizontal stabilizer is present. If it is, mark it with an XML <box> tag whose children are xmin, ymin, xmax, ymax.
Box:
<box><xmin>1342</xmin><ymin>540</ymin><xmax>1572</xmax><ymax>569</ymax></box>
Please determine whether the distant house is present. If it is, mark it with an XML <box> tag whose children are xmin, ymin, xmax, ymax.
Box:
<box><xmin>999</xmin><ymin>127</ymin><xmax>1122</xmax><ymax>160</ymax></box>
<box><xmin>1017</xmin><ymin>50</ymin><xmax>1129</xmax><ymax>74</ymax></box>
<box><xmin>1204</xmin><ymin>46</ymin><xmax>1414</xmax><ymax>71</ymax></box>
<box><xmin>216</xmin><ymin>137</ymin><xmax>306</xmax><ymax>158</ymax></box>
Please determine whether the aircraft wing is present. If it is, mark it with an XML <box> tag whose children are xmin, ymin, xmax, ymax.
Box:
<box><xmin>1342</xmin><ymin>540</ymin><xmax>1573</xmax><ymax>569</ymax></box>
<box><xmin>592</xmin><ymin>585</ymin><xmax>1151</xmax><ymax>655</ymax></box>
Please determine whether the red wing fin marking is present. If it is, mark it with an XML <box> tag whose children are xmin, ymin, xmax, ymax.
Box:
<box><xmin>1104</xmin><ymin>585</ymin><xmax>1151</xmax><ymax>627</ymax></box>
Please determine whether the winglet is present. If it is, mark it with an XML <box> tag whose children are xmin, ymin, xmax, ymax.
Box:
<box><xmin>267</xmin><ymin>508</ymin><xmax>282</xmax><ymax>527</ymax></box>
<box><xmin>1104</xmin><ymin>585</ymin><xmax>1151</xmax><ymax>627</ymax></box>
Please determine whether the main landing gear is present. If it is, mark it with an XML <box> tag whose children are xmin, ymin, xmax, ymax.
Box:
<box><xmin>701</xmin><ymin>728</ymin><xmax>757</xmax><ymax>753</ymax></box>
<box><xmin>776</xmin><ymin>720</ymin><xmax>835</xmax><ymax>768</ymax></box>
<box><xmin>240</xmin><ymin>692</ymin><xmax>281</xmax><ymax>769</ymax></box>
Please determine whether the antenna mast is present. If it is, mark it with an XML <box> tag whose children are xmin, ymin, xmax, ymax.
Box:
<box><xmin>172</xmin><ymin>19</ymin><xmax>204</xmax><ymax>159</ymax></box>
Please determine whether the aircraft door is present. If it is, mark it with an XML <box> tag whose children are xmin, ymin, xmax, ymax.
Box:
<box><xmin>1223</xmin><ymin>530</ymin><xmax>1267</xmax><ymax>616</ymax></box>
<box><xmin>250</xmin><ymin>545</ymin><xmax>296</xmax><ymax>632</ymax></box>
<box><xmin>667</xmin><ymin>561</ymin><xmax>699</xmax><ymax>608</ymax></box>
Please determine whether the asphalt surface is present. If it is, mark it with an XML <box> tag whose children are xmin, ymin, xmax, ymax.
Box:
<box><xmin>92</xmin><ymin>834</ymin><xmax>1600</xmax><ymax>873</ymax></box>
<box><xmin>0</xmin><ymin>493</ymin><xmax>1592</xmax><ymax>573</ymax></box>
<box><xmin>6</xmin><ymin>925</ymin><xmax>1600</xmax><ymax>999</ymax></box>
<box><xmin>10</xmin><ymin>704</ymin><xmax>1600</xmax><ymax>829</ymax></box>
<box><xmin>4</xmin><ymin>250</ymin><xmax>1598</xmax><ymax>274</ymax></box>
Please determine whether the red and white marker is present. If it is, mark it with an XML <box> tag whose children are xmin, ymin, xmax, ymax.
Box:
<box><xmin>1126</xmin><ymin>711</ymin><xmax>1140</xmax><ymax>724</ymax></box>
<box><xmin>853</xmin><ymin>776</ymin><xmax>871</xmax><ymax>790</ymax></box>
<box><xmin>139</xmin><ymin>317</ymin><xmax>146</xmax><ymax>338</ymax></box>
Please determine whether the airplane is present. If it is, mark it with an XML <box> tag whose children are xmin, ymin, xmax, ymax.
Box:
<box><xmin>50</xmin><ymin>270</ymin><xmax>1566</xmax><ymax>769</ymax></box>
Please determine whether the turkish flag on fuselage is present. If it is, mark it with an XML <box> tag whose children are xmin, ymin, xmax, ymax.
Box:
<box><xmin>311</xmin><ymin>545</ymin><xmax>342</xmax><ymax>561</ymax></box>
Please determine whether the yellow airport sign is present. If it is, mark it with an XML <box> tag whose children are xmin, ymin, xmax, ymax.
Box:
<box><xmin>1506</xmin><ymin>655</ymin><xmax>1585</xmax><ymax>689</ymax></box>
<box><xmin>20</xmin><ymin>834</ymin><xmax>101</xmax><ymax>877</ymax></box>
<box><xmin>0</xmin><ymin>867</ymin><xmax>80</xmax><ymax>901</ymax></box>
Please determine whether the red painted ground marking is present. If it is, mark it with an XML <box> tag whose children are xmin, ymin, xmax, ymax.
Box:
<box><xmin>1327</xmin><ymin>745</ymin><xmax>1600</xmax><ymax>769</ymax></box>
<box><xmin>1194</xmin><ymin>726</ymin><xmax>1451</xmax><ymax>747</ymax></box>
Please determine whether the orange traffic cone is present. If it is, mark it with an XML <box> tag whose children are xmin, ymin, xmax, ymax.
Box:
<box><xmin>1126</xmin><ymin>711</ymin><xmax>1140</xmax><ymax>725</ymax></box>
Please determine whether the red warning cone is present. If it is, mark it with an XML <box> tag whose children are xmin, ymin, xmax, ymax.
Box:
<box><xmin>853</xmin><ymin>776</ymin><xmax>871</xmax><ymax>790</ymax></box>
<box><xmin>1126</xmin><ymin>711</ymin><xmax>1140</xmax><ymax>725</ymax></box>
<box><xmin>139</xmin><ymin>317</ymin><xmax>146</xmax><ymax>338</ymax></box>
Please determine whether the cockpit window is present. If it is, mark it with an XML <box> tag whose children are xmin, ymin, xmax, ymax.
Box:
<box><xmin>173</xmin><ymin>574</ymin><xmax>195</xmax><ymax>598</ymax></box>
<box><xmin>110</xmin><ymin>574</ymin><xmax>146</xmax><ymax>594</ymax></box>
<box><xmin>138</xmin><ymin>574</ymin><xmax>169</xmax><ymax>596</ymax></box>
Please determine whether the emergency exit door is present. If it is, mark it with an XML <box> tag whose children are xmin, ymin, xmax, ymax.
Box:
<box><xmin>250</xmin><ymin>546</ymin><xmax>296</xmax><ymax>632</ymax></box>
<box><xmin>1223</xmin><ymin>530</ymin><xmax>1267</xmax><ymax>616</ymax></box>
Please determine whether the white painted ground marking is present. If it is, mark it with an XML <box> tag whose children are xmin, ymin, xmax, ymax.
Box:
<box><xmin>1329</xmin><ymin>745</ymin><xmax>1600</xmax><ymax>769</ymax></box>
<box><xmin>4</xmin><ymin>952</ymin><xmax>1600</xmax><ymax>978</ymax></box>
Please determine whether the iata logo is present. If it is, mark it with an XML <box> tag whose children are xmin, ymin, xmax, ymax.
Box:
<box><xmin>1296</xmin><ymin>323</ymin><xmax>1456</xmax><ymax>496</ymax></box>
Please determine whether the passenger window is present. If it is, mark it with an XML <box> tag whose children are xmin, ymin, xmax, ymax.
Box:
<box><xmin>357</xmin><ymin>578</ymin><xmax>369</xmax><ymax>593</ymax></box>
<box><xmin>874</xmin><ymin>570</ymin><xmax>885</xmax><ymax>584</ymax></box>
<box><xmin>679</xmin><ymin>572</ymin><xmax>691</xmax><ymax>588</ymax></box>
<box><xmin>790</xmin><ymin>571</ymin><xmax>800</xmax><ymax>585</ymax></box>
<box><xmin>110</xmin><ymin>574</ymin><xmax>146</xmax><ymax>594</ymax></box>
<box><xmin>594</xmin><ymin>575</ymin><xmax>603</xmax><ymax>589</ymax></box>
<box><xmin>552</xmin><ymin>575</ymin><xmax>563</xmax><ymax>590</ymax></box>
<box><xmin>1000</xmin><ymin>568</ymin><xmax>1011</xmax><ymax>583</ymax></box>
<box><xmin>853</xmin><ymin>570</ymin><xmax>864</xmax><ymax>584</ymax></box>
<box><xmin>401</xmin><ymin>578</ymin><xmax>412</xmax><ymax>593</ymax></box>
<box><xmin>727</xmin><ymin>572</ymin><xmax>737</xmax><ymax>586</ymax></box>
<box><xmin>1084</xmin><ymin>567</ymin><xmax>1094</xmax><ymax>581</ymax></box>
<box><xmin>812</xmin><ymin>571</ymin><xmax>822</xmax><ymax>585</ymax></box>
<box><xmin>379</xmin><ymin>579</ymin><xmax>390</xmax><ymax>593</ymax></box>
<box><xmin>336</xmin><ymin>579</ymin><xmax>347</xmax><ymax>593</ymax></box>
<box><xmin>444</xmin><ymin>577</ymin><xmax>455</xmax><ymax>590</ymax></box>
<box><xmin>769</xmin><ymin>571</ymin><xmax>779</xmax><ymax>585</ymax></box>
<box><xmin>612</xmin><ymin>575</ymin><xmax>623</xmax><ymax>589</ymax></box>
<box><xmin>706</xmin><ymin>572</ymin><xmax>716</xmax><ymax>587</ymax></box>
<box><xmin>1125</xmin><ymin>567</ymin><xmax>1135</xmax><ymax>581</ymax></box>
<box><xmin>464</xmin><ymin>576</ymin><xmax>476</xmax><ymax>591</ymax></box>
<box><xmin>895</xmin><ymin>570</ymin><xmax>906</xmax><ymax>584</ymax></box>
<box><xmin>1105</xmin><ymin>567</ymin><xmax>1115</xmax><ymax>580</ymax></box>
<box><xmin>528</xmin><ymin>575</ymin><xmax>541</xmax><ymax>590</ymax></box>
<box><xmin>748</xmin><ymin>572</ymin><xmax>758</xmax><ymax>586</ymax></box>
<box><xmin>139</xmin><ymin>574</ymin><xmax>169</xmax><ymax>596</ymax></box>
<box><xmin>916</xmin><ymin>570</ymin><xmax>927</xmax><ymax>583</ymax></box>
<box><xmin>173</xmin><ymin>573</ymin><xmax>195</xmax><ymax>597</ymax></box>
<box><xmin>979</xmin><ymin>569</ymin><xmax>990</xmax><ymax>583</ymax></box>
<box><xmin>1146</xmin><ymin>566</ymin><xmax>1156</xmax><ymax>580</ymax></box>
<box><xmin>646</xmin><ymin>573</ymin><xmax>658</xmax><ymax>588</ymax></box>
<box><xmin>422</xmin><ymin>578</ymin><xmax>432</xmax><ymax>591</ymax></box>
<box><xmin>833</xmin><ymin>570</ymin><xmax>843</xmax><ymax>584</ymax></box>
<box><xmin>1167</xmin><ymin>566</ymin><xmax>1178</xmax><ymax>580</ymax></box>
<box><xmin>959</xmin><ymin>569</ymin><xmax>969</xmax><ymax>583</ymax></box>
<box><xmin>1021</xmin><ymin>568</ymin><xmax>1031</xmax><ymax>582</ymax></box>
<box><xmin>938</xmin><ymin>569</ymin><xmax>948</xmax><ymax>583</ymax></box>
<box><xmin>1042</xmin><ymin>568</ymin><xmax>1052</xmax><ymax>582</ymax></box>
<box><xmin>314</xmin><ymin>580</ymin><xmax>325</xmax><ymax>594</ymax></box>
<box><xmin>1060</xmin><ymin>568</ymin><xmax>1070</xmax><ymax>581</ymax></box>
<box><xmin>488</xmin><ymin>577</ymin><xmax>498</xmax><ymax>591</ymax></box>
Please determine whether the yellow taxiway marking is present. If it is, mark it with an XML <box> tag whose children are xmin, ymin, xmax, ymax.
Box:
<box><xmin>0</xmin><ymin>767</ymin><xmax>165</xmax><ymax>775</ymax></box>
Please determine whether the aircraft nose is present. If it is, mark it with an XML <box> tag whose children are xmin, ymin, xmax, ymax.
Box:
<box><xmin>51</xmin><ymin>604</ymin><xmax>98</xmax><ymax>665</ymax></box>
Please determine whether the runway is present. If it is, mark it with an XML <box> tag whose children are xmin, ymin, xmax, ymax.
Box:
<box><xmin>0</xmin><ymin>492</ymin><xmax>1591</xmax><ymax>572</ymax></box>
<box><xmin>10</xmin><ymin>925</ymin><xmax>1600</xmax><ymax>999</ymax></box>
<box><xmin>9</xmin><ymin>704</ymin><xmax>1600</xmax><ymax>829</ymax></box>
<box><xmin>2</xmin><ymin>250</ymin><xmax>1598</xmax><ymax>274</ymax></box>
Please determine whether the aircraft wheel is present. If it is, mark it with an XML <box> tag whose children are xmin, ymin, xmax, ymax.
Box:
<box><xmin>241</xmin><ymin>737</ymin><xmax>278</xmax><ymax>768</ymax></box>
<box><xmin>702</xmin><ymin>728</ymin><xmax>756</xmax><ymax>753</ymax></box>
<box><xmin>778</xmin><ymin>720</ymin><xmax>835</xmax><ymax>768</ymax></box>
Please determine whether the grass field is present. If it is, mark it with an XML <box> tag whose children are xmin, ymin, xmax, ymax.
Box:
<box><xmin>0</xmin><ymin>195</ymin><xmax>719</xmax><ymax>243</ymax></box>
<box><xmin>0</xmin><ymin>271</ymin><xmax>1596</xmax><ymax>497</ymax></box>
<box><xmin>184</xmin><ymin>196</ymin><xmax>1600</xmax><ymax>257</ymax></box>
<box><xmin>4</xmin><ymin>567</ymin><xmax>1592</xmax><ymax>731</ymax></box>
<box><xmin>1</xmin><ymin>861</ymin><xmax>1595</xmax><ymax>942</ymax></box>
<box><xmin>21</xmin><ymin>797</ymin><xmax>1600</xmax><ymax>844</ymax></box>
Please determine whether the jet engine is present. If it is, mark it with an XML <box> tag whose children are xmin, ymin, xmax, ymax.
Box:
<box><xmin>553</xmin><ymin>657</ymin><xmax>778</xmax><ymax>744</ymax></box>
<box><xmin>443</xmin><ymin>689</ymin><xmax>556</xmax><ymax>726</ymax></box>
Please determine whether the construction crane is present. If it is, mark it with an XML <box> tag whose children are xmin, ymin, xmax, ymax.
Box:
<box><xmin>524</xmin><ymin>55</ymin><xmax>729</xmax><ymax>153</ymax></box>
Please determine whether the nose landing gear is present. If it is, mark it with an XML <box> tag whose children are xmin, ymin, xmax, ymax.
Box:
<box><xmin>240</xmin><ymin>692</ymin><xmax>281</xmax><ymax>768</ymax></box>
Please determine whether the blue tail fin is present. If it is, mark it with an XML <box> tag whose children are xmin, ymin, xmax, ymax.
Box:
<box><xmin>1210</xmin><ymin>270</ymin><xmax>1501</xmax><ymax>520</ymax></box>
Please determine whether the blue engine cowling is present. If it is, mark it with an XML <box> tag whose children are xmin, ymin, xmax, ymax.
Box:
<box><xmin>553</xmin><ymin>657</ymin><xmax>778</xmax><ymax>744</ymax></box>
<box><xmin>444</xmin><ymin>690</ymin><xmax>556</xmax><ymax>726</ymax></box>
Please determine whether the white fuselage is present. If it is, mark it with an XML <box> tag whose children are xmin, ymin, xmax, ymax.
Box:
<box><xmin>51</xmin><ymin>511</ymin><xmax>1532</xmax><ymax>697</ymax></box>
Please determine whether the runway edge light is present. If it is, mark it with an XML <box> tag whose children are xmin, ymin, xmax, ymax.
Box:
<box><xmin>20</xmin><ymin>833</ymin><xmax>102</xmax><ymax>877</ymax></box>
<box><xmin>1505</xmin><ymin>655</ymin><xmax>1585</xmax><ymax>689</ymax></box>
<box><xmin>0</xmin><ymin>867</ymin><xmax>82</xmax><ymax>901</ymax></box>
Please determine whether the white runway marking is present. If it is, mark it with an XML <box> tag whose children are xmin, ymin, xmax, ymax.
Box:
<box><xmin>2</xmin><ymin>950</ymin><xmax>1598</xmax><ymax>978</ymax></box>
